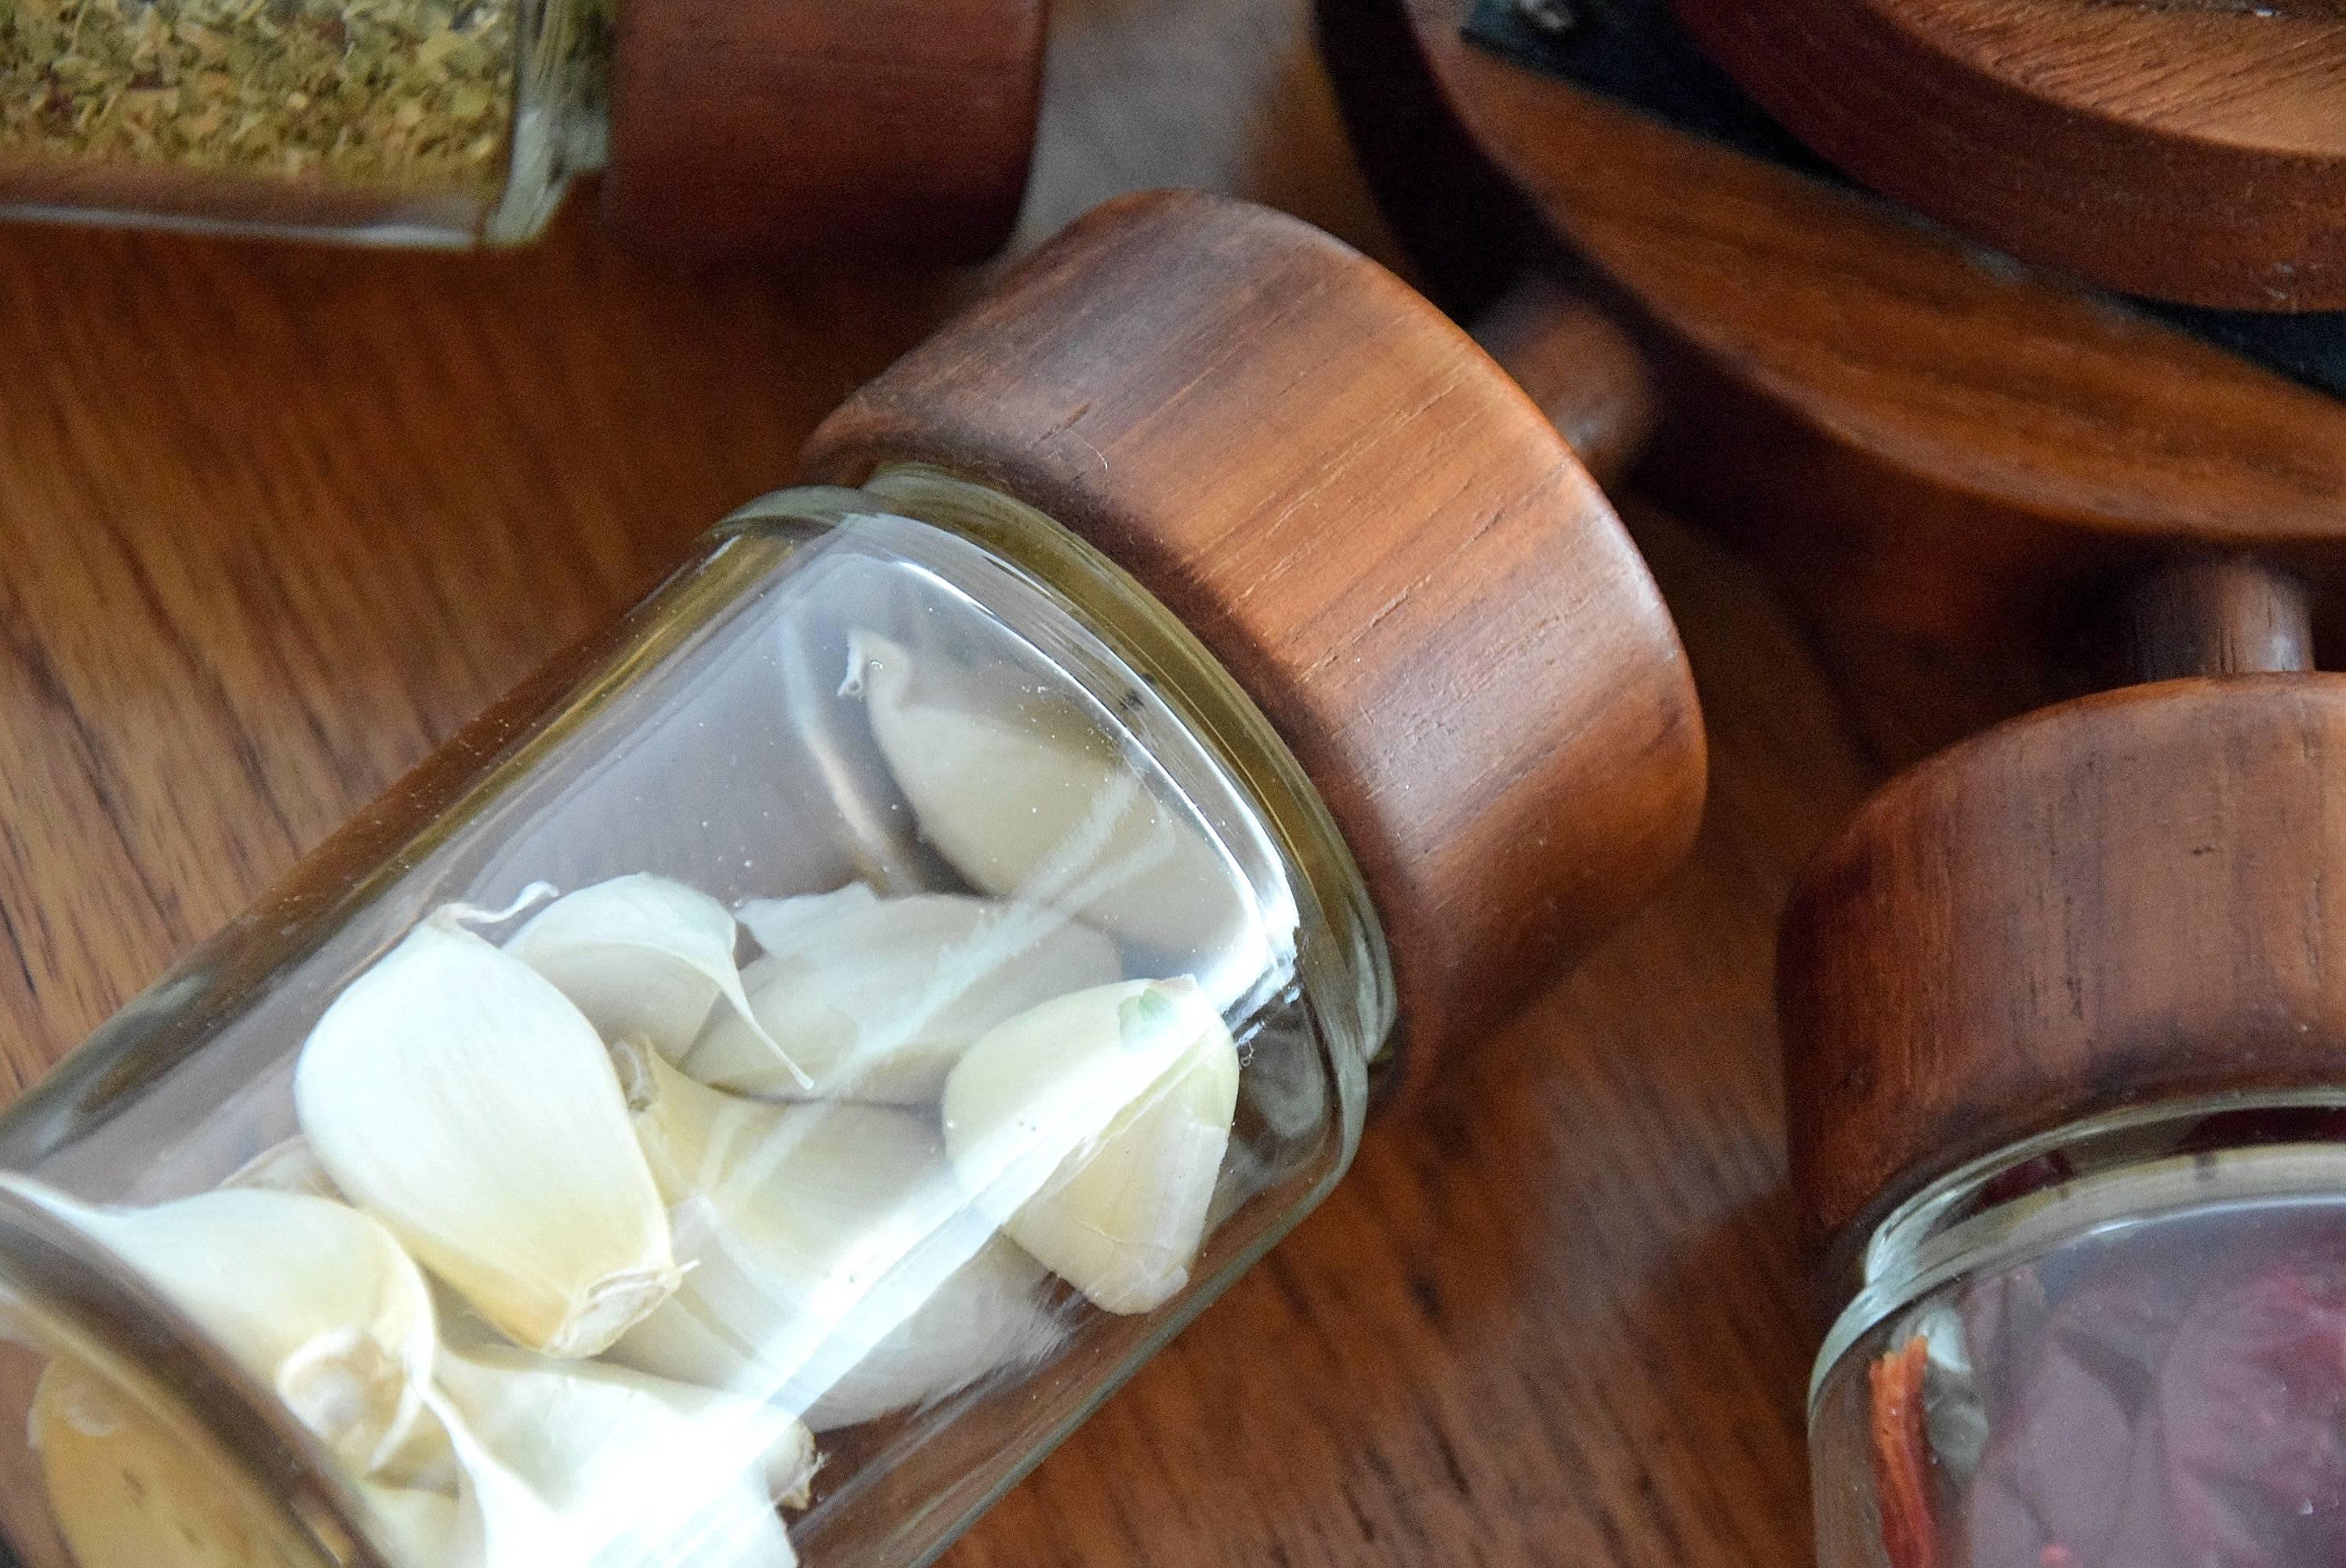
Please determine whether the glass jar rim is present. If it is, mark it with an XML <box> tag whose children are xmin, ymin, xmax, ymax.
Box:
<box><xmin>1812</xmin><ymin>1084</ymin><xmax>2346</xmax><ymax>1419</ymax></box>
<box><xmin>0</xmin><ymin>1181</ymin><xmax>390</xmax><ymax>1567</ymax></box>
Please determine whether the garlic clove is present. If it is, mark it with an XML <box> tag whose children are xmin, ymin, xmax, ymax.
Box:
<box><xmin>369</xmin><ymin>1399</ymin><xmax>463</xmax><ymax>1496</ymax></box>
<box><xmin>358</xmin><ymin>1480</ymin><xmax>464</xmax><ymax>1566</ymax></box>
<box><xmin>220</xmin><ymin>1134</ymin><xmax>341</xmax><ymax>1200</ymax></box>
<box><xmin>424</xmin><ymin>1361</ymin><xmax>801</xmax><ymax>1568</ymax></box>
<box><xmin>434</xmin><ymin>1343</ymin><xmax>817</xmax><ymax>1512</ymax></box>
<box><xmin>418</xmin><ymin>1390</ymin><xmax>588</xmax><ymax>1567</ymax></box>
<box><xmin>29</xmin><ymin>1359</ymin><xmax>318</xmax><ymax>1568</ymax></box>
<box><xmin>691</xmin><ymin>886</ymin><xmax>1123</xmax><ymax>1102</ymax></box>
<box><xmin>4</xmin><ymin>1181</ymin><xmax>435</xmax><ymax>1473</ymax></box>
<box><xmin>608</xmin><ymin>1045</ymin><xmax>1064</xmax><ymax>1428</ymax></box>
<box><xmin>623</xmin><ymin>1203</ymin><xmax>1062</xmax><ymax>1436</ymax></box>
<box><xmin>942</xmin><ymin>977</ymin><xmax>1240</xmax><ymax>1315</ymax></box>
<box><xmin>849</xmin><ymin>631</ymin><xmax>1262</xmax><ymax>962</ymax></box>
<box><xmin>507</xmin><ymin>873</ymin><xmax>801</xmax><ymax>1083</ymax></box>
<box><xmin>295</xmin><ymin>916</ymin><xmax>680</xmax><ymax>1358</ymax></box>
<box><xmin>730</xmin><ymin>881</ymin><xmax>873</xmax><ymax>957</ymax></box>
<box><xmin>800</xmin><ymin>1230</ymin><xmax>1056</xmax><ymax>1432</ymax></box>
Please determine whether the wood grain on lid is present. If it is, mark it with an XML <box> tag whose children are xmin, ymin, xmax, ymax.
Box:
<box><xmin>602</xmin><ymin>0</ymin><xmax>1046</xmax><ymax>264</ymax></box>
<box><xmin>801</xmin><ymin>190</ymin><xmax>1707</xmax><ymax>1085</ymax></box>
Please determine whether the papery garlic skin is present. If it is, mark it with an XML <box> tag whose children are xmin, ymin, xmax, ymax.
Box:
<box><xmin>852</xmin><ymin>631</ymin><xmax>1262</xmax><ymax>963</ymax></box>
<box><xmin>295</xmin><ymin>917</ymin><xmax>680</xmax><ymax>1358</ymax></box>
<box><xmin>691</xmin><ymin>884</ymin><xmax>1122</xmax><ymax>1102</ymax></box>
<box><xmin>609</xmin><ymin>1045</ymin><xmax>1064</xmax><ymax>1429</ymax></box>
<box><xmin>943</xmin><ymin>977</ymin><xmax>1240</xmax><ymax>1315</ymax></box>
<box><xmin>31</xmin><ymin>1360</ymin><xmax>314</xmax><ymax>1568</ymax></box>
<box><xmin>3</xmin><ymin>1181</ymin><xmax>435</xmax><ymax>1473</ymax></box>
<box><xmin>507</xmin><ymin>874</ymin><xmax>797</xmax><ymax>1081</ymax></box>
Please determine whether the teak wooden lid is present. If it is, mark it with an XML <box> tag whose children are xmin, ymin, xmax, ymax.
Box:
<box><xmin>1780</xmin><ymin>673</ymin><xmax>2346</xmax><ymax>1290</ymax></box>
<box><xmin>801</xmin><ymin>190</ymin><xmax>1707</xmax><ymax>1085</ymax></box>
<box><xmin>1320</xmin><ymin>0</ymin><xmax>2346</xmax><ymax>766</ymax></box>
<box><xmin>1677</xmin><ymin>0</ymin><xmax>2346</xmax><ymax>310</ymax></box>
<box><xmin>601</xmin><ymin>0</ymin><xmax>1047</xmax><ymax>264</ymax></box>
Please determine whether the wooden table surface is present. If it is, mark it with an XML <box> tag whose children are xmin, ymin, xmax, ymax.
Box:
<box><xmin>0</xmin><ymin>1</ymin><xmax>1881</xmax><ymax>1563</ymax></box>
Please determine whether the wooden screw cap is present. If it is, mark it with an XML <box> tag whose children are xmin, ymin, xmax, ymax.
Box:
<box><xmin>601</xmin><ymin>0</ymin><xmax>1048</xmax><ymax>265</ymax></box>
<box><xmin>1779</xmin><ymin>675</ymin><xmax>2346</xmax><ymax>1292</ymax></box>
<box><xmin>801</xmin><ymin>190</ymin><xmax>1706</xmax><ymax>1085</ymax></box>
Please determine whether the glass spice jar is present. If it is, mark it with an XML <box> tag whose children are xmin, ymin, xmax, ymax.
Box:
<box><xmin>0</xmin><ymin>0</ymin><xmax>1046</xmax><ymax>260</ymax></box>
<box><xmin>0</xmin><ymin>191</ymin><xmax>1704</xmax><ymax>1568</ymax></box>
<box><xmin>1782</xmin><ymin>671</ymin><xmax>2346</xmax><ymax>1568</ymax></box>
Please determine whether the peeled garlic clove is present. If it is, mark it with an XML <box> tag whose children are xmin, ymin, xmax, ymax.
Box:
<box><xmin>295</xmin><ymin>917</ymin><xmax>679</xmax><ymax>1357</ymax></box>
<box><xmin>370</xmin><ymin>1399</ymin><xmax>463</xmax><ymax>1496</ymax></box>
<box><xmin>850</xmin><ymin>631</ymin><xmax>1261</xmax><ymax>961</ymax></box>
<box><xmin>801</xmin><ymin>1230</ymin><xmax>1056</xmax><ymax>1432</ymax></box>
<box><xmin>608</xmin><ymin>1047</ymin><xmax>1063</xmax><ymax>1428</ymax></box>
<box><xmin>690</xmin><ymin>886</ymin><xmax>1123</xmax><ymax>1102</ymax></box>
<box><xmin>358</xmin><ymin>1481</ymin><xmax>464</xmax><ymax>1566</ymax></box>
<box><xmin>427</xmin><ymin>1359</ymin><xmax>801</xmax><ymax>1568</ymax></box>
<box><xmin>31</xmin><ymin>1359</ymin><xmax>317</xmax><ymax>1568</ymax></box>
<box><xmin>4</xmin><ymin>1181</ymin><xmax>435</xmax><ymax>1472</ymax></box>
<box><xmin>435</xmin><ymin>1344</ymin><xmax>817</xmax><ymax>1512</ymax></box>
<box><xmin>418</xmin><ymin>1391</ymin><xmax>588</xmax><ymax>1567</ymax></box>
<box><xmin>220</xmin><ymin>1135</ymin><xmax>341</xmax><ymax>1200</ymax></box>
<box><xmin>731</xmin><ymin>881</ymin><xmax>874</xmax><ymax>956</ymax></box>
<box><xmin>507</xmin><ymin>874</ymin><xmax>800</xmax><ymax>1082</ymax></box>
<box><xmin>943</xmin><ymin>977</ymin><xmax>1240</xmax><ymax>1315</ymax></box>
<box><xmin>625</xmin><ymin>1202</ymin><xmax>1063</xmax><ymax>1435</ymax></box>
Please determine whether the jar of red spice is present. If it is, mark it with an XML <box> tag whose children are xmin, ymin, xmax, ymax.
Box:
<box><xmin>1784</xmin><ymin>634</ymin><xmax>2346</xmax><ymax>1568</ymax></box>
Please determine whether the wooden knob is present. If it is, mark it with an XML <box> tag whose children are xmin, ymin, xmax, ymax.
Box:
<box><xmin>801</xmin><ymin>190</ymin><xmax>1706</xmax><ymax>1087</ymax></box>
<box><xmin>1471</xmin><ymin>278</ymin><xmax>1660</xmax><ymax>490</ymax></box>
<box><xmin>601</xmin><ymin>0</ymin><xmax>1047</xmax><ymax>265</ymax></box>
<box><xmin>2116</xmin><ymin>554</ymin><xmax>2315</xmax><ymax>687</ymax></box>
<box><xmin>1779</xmin><ymin>677</ymin><xmax>2346</xmax><ymax>1291</ymax></box>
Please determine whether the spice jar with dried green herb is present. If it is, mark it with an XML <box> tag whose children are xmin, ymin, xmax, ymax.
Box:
<box><xmin>0</xmin><ymin>0</ymin><xmax>1048</xmax><ymax>260</ymax></box>
<box><xmin>0</xmin><ymin>194</ymin><xmax>1701</xmax><ymax>1568</ymax></box>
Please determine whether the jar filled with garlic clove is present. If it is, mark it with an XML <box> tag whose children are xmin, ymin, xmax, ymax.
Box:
<box><xmin>0</xmin><ymin>191</ymin><xmax>1703</xmax><ymax>1568</ymax></box>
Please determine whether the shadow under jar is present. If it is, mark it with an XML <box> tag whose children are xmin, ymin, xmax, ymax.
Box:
<box><xmin>0</xmin><ymin>0</ymin><xmax>1047</xmax><ymax>262</ymax></box>
<box><xmin>0</xmin><ymin>191</ymin><xmax>1705</xmax><ymax>1568</ymax></box>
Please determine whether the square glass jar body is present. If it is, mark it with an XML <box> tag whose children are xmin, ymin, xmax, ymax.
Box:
<box><xmin>0</xmin><ymin>469</ymin><xmax>1391</xmax><ymax>1568</ymax></box>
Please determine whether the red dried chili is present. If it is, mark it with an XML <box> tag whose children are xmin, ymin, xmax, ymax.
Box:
<box><xmin>1869</xmin><ymin>1334</ymin><xmax>1938</xmax><ymax>1568</ymax></box>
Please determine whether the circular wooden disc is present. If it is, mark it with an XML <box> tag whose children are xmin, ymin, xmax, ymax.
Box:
<box><xmin>602</xmin><ymin>0</ymin><xmax>1048</xmax><ymax>265</ymax></box>
<box><xmin>1322</xmin><ymin>0</ymin><xmax>2346</xmax><ymax>710</ymax></box>
<box><xmin>1679</xmin><ymin>0</ymin><xmax>2346</xmax><ymax>310</ymax></box>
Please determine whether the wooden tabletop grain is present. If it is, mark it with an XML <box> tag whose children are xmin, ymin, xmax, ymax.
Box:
<box><xmin>0</xmin><ymin>1</ymin><xmax>1876</xmax><ymax>1562</ymax></box>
